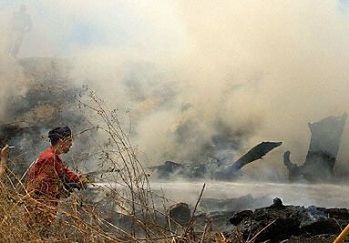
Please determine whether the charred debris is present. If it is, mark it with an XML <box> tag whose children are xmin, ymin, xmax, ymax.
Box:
<box><xmin>151</xmin><ymin>113</ymin><xmax>348</xmax><ymax>182</ymax></box>
<box><xmin>225</xmin><ymin>197</ymin><xmax>348</xmax><ymax>242</ymax></box>
<box><xmin>150</xmin><ymin>141</ymin><xmax>282</xmax><ymax>180</ymax></box>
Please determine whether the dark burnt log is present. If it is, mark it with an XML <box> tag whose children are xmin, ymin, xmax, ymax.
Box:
<box><xmin>215</xmin><ymin>141</ymin><xmax>282</xmax><ymax>179</ymax></box>
<box><xmin>231</xmin><ymin>141</ymin><xmax>282</xmax><ymax>171</ymax></box>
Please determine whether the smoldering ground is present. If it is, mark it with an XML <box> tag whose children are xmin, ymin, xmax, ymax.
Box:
<box><xmin>0</xmin><ymin>1</ymin><xmax>349</xmax><ymax>181</ymax></box>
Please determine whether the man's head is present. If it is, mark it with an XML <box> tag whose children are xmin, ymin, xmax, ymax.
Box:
<box><xmin>48</xmin><ymin>126</ymin><xmax>73</xmax><ymax>153</ymax></box>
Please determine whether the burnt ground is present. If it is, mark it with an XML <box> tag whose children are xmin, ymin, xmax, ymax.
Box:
<box><xmin>192</xmin><ymin>197</ymin><xmax>348</xmax><ymax>242</ymax></box>
<box><xmin>80</xmin><ymin>186</ymin><xmax>347</xmax><ymax>242</ymax></box>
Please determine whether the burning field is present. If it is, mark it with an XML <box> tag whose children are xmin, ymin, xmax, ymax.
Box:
<box><xmin>1</xmin><ymin>1</ymin><xmax>349</xmax><ymax>242</ymax></box>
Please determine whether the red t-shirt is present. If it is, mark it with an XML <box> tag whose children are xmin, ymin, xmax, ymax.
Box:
<box><xmin>26</xmin><ymin>147</ymin><xmax>81</xmax><ymax>199</ymax></box>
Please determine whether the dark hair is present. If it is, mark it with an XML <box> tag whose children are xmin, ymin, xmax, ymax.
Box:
<box><xmin>48</xmin><ymin>126</ymin><xmax>72</xmax><ymax>145</ymax></box>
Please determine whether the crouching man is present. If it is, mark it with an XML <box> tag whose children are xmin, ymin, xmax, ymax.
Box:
<box><xmin>25</xmin><ymin>126</ymin><xmax>88</xmax><ymax>233</ymax></box>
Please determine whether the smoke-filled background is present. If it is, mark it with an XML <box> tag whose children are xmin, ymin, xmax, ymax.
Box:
<box><xmin>1</xmin><ymin>0</ymin><xmax>349</xmax><ymax>180</ymax></box>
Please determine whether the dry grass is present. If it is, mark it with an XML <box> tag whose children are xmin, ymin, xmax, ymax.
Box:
<box><xmin>0</xmin><ymin>92</ymin><xmax>251</xmax><ymax>242</ymax></box>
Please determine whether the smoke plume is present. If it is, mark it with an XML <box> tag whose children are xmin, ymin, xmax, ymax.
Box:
<box><xmin>1</xmin><ymin>1</ymin><xmax>349</xmax><ymax>179</ymax></box>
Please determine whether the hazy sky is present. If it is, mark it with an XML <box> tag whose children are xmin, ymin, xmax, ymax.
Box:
<box><xmin>0</xmin><ymin>0</ymin><xmax>187</xmax><ymax>57</ymax></box>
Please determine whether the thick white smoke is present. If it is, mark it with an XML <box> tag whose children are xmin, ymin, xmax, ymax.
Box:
<box><xmin>1</xmin><ymin>1</ymin><xmax>349</xmax><ymax>179</ymax></box>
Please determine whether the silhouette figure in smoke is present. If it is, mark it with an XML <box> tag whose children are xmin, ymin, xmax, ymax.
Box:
<box><xmin>8</xmin><ymin>5</ymin><xmax>32</xmax><ymax>58</ymax></box>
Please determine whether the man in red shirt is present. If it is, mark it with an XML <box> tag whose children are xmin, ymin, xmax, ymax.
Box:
<box><xmin>25</xmin><ymin>126</ymin><xmax>88</xmax><ymax>231</ymax></box>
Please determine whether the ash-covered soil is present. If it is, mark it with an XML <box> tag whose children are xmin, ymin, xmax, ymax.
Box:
<box><xmin>85</xmin><ymin>181</ymin><xmax>348</xmax><ymax>242</ymax></box>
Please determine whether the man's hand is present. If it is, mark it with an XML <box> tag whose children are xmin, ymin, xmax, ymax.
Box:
<box><xmin>0</xmin><ymin>145</ymin><xmax>9</xmax><ymax>177</ymax></box>
<box><xmin>79</xmin><ymin>175</ymin><xmax>90</xmax><ymax>189</ymax></box>
<box><xmin>1</xmin><ymin>145</ymin><xmax>9</xmax><ymax>163</ymax></box>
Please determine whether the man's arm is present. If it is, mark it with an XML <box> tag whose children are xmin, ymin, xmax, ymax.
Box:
<box><xmin>53</xmin><ymin>159</ymin><xmax>81</xmax><ymax>183</ymax></box>
<box><xmin>53</xmin><ymin>159</ymin><xmax>89</xmax><ymax>190</ymax></box>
